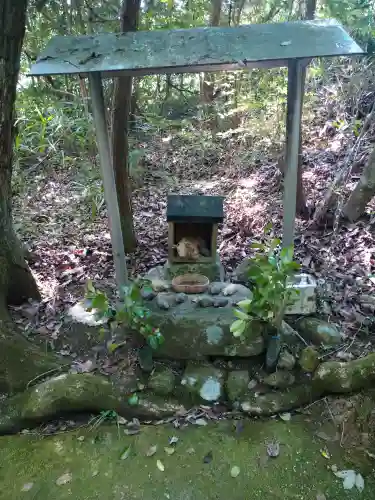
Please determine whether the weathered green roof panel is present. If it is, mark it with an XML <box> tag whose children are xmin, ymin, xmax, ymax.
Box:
<box><xmin>167</xmin><ymin>195</ymin><xmax>224</xmax><ymax>223</ymax></box>
<box><xmin>29</xmin><ymin>19</ymin><xmax>363</xmax><ymax>78</ymax></box>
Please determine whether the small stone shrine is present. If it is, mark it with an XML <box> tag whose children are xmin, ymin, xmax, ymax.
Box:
<box><xmin>165</xmin><ymin>195</ymin><xmax>224</xmax><ymax>281</ymax></box>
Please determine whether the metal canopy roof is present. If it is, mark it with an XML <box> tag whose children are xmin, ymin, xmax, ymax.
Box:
<box><xmin>29</xmin><ymin>19</ymin><xmax>363</xmax><ymax>78</ymax></box>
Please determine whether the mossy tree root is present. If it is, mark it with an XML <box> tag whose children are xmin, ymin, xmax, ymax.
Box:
<box><xmin>0</xmin><ymin>373</ymin><xmax>185</xmax><ymax>434</ymax></box>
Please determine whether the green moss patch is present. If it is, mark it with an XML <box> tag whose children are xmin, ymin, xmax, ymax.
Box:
<box><xmin>0</xmin><ymin>418</ymin><xmax>374</xmax><ymax>499</ymax></box>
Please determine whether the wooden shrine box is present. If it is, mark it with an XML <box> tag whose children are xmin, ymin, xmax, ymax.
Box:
<box><xmin>167</xmin><ymin>195</ymin><xmax>224</xmax><ymax>264</ymax></box>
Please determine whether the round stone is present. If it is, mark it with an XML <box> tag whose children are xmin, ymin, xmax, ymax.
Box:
<box><xmin>205</xmin><ymin>326</ymin><xmax>224</xmax><ymax>345</ymax></box>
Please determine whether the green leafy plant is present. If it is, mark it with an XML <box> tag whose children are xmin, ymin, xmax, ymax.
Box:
<box><xmin>230</xmin><ymin>226</ymin><xmax>300</xmax><ymax>339</ymax></box>
<box><xmin>84</xmin><ymin>279</ymin><xmax>164</xmax><ymax>351</ymax></box>
<box><xmin>88</xmin><ymin>409</ymin><xmax>119</xmax><ymax>431</ymax></box>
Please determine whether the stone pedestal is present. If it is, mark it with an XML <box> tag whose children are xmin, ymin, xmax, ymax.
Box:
<box><xmin>164</xmin><ymin>257</ymin><xmax>225</xmax><ymax>282</ymax></box>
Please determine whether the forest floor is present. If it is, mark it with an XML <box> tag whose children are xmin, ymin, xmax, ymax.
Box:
<box><xmin>10</xmin><ymin>115</ymin><xmax>375</xmax><ymax>363</ymax></box>
<box><xmin>1</xmin><ymin>406</ymin><xmax>375</xmax><ymax>500</ymax></box>
<box><xmin>6</xmin><ymin>104</ymin><xmax>375</xmax><ymax>498</ymax></box>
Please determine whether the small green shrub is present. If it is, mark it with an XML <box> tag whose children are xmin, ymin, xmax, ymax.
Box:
<box><xmin>84</xmin><ymin>279</ymin><xmax>164</xmax><ymax>351</ymax></box>
<box><xmin>230</xmin><ymin>226</ymin><xmax>300</xmax><ymax>339</ymax></box>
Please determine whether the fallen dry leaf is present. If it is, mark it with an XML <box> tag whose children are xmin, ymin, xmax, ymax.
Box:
<box><xmin>279</xmin><ymin>412</ymin><xmax>291</xmax><ymax>421</ymax></box>
<box><xmin>164</xmin><ymin>446</ymin><xmax>175</xmax><ymax>456</ymax></box>
<box><xmin>56</xmin><ymin>472</ymin><xmax>72</xmax><ymax>486</ymax></box>
<box><xmin>21</xmin><ymin>483</ymin><xmax>34</xmax><ymax>492</ymax></box>
<box><xmin>120</xmin><ymin>445</ymin><xmax>132</xmax><ymax>460</ymax></box>
<box><xmin>146</xmin><ymin>445</ymin><xmax>158</xmax><ymax>457</ymax></box>
<box><xmin>156</xmin><ymin>459</ymin><xmax>165</xmax><ymax>471</ymax></box>
<box><xmin>266</xmin><ymin>441</ymin><xmax>280</xmax><ymax>458</ymax></box>
<box><xmin>230</xmin><ymin>466</ymin><xmax>240</xmax><ymax>478</ymax></box>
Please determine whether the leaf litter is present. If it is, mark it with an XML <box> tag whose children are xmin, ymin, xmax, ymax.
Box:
<box><xmin>8</xmin><ymin>79</ymin><xmax>375</xmax><ymax>463</ymax></box>
<box><xmin>11</xmin><ymin>107</ymin><xmax>375</xmax><ymax>374</ymax></box>
<box><xmin>333</xmin><ymin>469</ymin><xmax>365</xmax><ymax>491</ymax></box>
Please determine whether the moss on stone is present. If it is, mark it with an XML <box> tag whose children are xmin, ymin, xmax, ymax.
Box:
<box><xmin>263</xmin><ymin>370</ymin><xmax>295</xmax><ymax>389</ymax></box>
<box><xmin>147</xmin><ymin>366</ymin><xmax>176</xmax><ymax>396</ymax></box>
<box><xmin>0</xmin><ymin>319</ymin><xmax>59</xmax><ymax>393</ymax></box>
<box><xmin>147</xmin><ymin>301</ymin><xmax>265</xmax><ymax>359</ymax></box>
<box><xmin>296</xmin><ymin>318</ymin><xmax>341</xmax><ymax>346</ymax></box>
<box><xmin>0</xmin><ymin>418</ymin><xmax>374</xmax><ymax>500</ymax></box>
<box><xmin>226</xmin><ymin>370</ymin><xmax>250</xmax><ymax>403</ymax></box>
<box><xmin>313</xmin><ymin>354</ymin><xmax>375</xmax><ymax>393</ymax></box>
<box><xmin>241</xmin><ymin>384</ymin><xmax>322</xmax><ymax>415</ymax></box>
<box><xmin>299</xmin><ymin>346</ymin><xmax>320</xmax><ymax>373</ymax></box>
<box><xmin>180</xmin><ymin>362</ymin><xmax>225</xmax><ymax>404</ymax></box>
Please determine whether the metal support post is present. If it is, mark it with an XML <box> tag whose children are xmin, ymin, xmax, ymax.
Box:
<box><xmin>282</xmin><ymin>59</ymin><xmax>304</xmax><ymax>248</ymax></box>
<box><xmin>88</xmin><ymin>72</ymin><xmax>129</xmax><ymax>290</ymax></box>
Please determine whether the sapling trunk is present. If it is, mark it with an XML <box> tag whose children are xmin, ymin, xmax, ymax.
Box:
<box><xmin>265</xmin><ymin>296</ymin><xmax>287</xmax><ymax>372</ymax></box>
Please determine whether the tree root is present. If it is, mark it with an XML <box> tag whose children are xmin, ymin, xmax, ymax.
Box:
<box><xmin>0</xmin><ymin>373</ymin><xmax>185</xmax><ymax>435</ymax></box>
<box><xmin>241</xmin><ymin>354</ymin><xmax>375</xmax><ymax>416</ymax></box>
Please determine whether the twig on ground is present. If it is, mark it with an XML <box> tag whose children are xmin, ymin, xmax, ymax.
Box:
<box><xmin>26</xmin><ymin>363</ymin><xmax>70</xmax><ymax>389</ymax></box>
<box><xmin>340</xmin><ymin>421</ymin><xmax>346</xmax><ymax>447</ymax></box>
<box><xmin>324</xmin><ymin>397</ymin><xmax>336</xmax><ymax>427</ymax></box>
<box><xmin>302</xmin><ymin>397</ymin><xmax>326</xmax><ymax>411</ymax></box>
<box><xmin>319</xmin><ymin>343</ymin><xmax>349</xmax><ymax>360</ymax></box>
<box><xmin>342</xmin><ymin>324</ymin><xmax>361</xmax><ymax>352</ymax></box>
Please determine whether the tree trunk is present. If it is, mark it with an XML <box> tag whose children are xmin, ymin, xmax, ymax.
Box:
<box><xmin>0</xmin><ymin>0</ymin><xmax>40</xmax><ymax>308</ymax></box>
<box><xmin>200</xmin><ymin>0</ymin><xmax>222</xmax><ymax>105</ymax></box>
<box><xmin>295</xmin><ymin>0</ymin><xmax>316</xmax><ymax>217</ymax></box>
<box><xmin>343</xmin><ymin>147</ymin><xmax>375</xmax><ymax>222</ymax></box>
<box><xmin>314</xmin><ymin>99</ymin><xmax>375</xmax><ymax>224</ymax></box>
<box><xmin>130</xmin><ymin>78</ymin><xmax>139</xmax><ymax>129</ymax></box>
<box><xmin>200</xmin><ymin>0</ymin><xmax>222</xmax><ymax>131</ymax></box>
<box><xmin>305</xmin><ymin>0</ymin><xmax>316</xmax><ymax>18</ymax></box>
<box><xmin>111</xmin><ymin>0</ymin><xmax>140</xmax><ymax>253</ymax></box>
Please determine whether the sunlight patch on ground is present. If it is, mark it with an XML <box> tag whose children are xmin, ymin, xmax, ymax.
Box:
<box><xmin>238</xmin><ymin>177</ymin><xmax>259</xmax><ymax>189</ymax></box>
<box><xmin>192</xmin><ymin>179</ymin><xmax>226</xmax><ymax>192</ymax></box>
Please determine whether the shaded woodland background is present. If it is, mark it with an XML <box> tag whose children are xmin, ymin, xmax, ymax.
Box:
<box><xmin>4</xmin><ymin>0</ymin><xmax>375</xmax><ymax>337</ymax></box>
<box><xmin>1</xmin><ymin>0</ymin><xmax>375</xmax><ymax>438</ymax></box>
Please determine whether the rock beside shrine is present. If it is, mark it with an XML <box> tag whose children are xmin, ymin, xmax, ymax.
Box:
<box><xmin>232</xmin><ymin>258</ymin><xmax>251</xmax><ymax>284</ymax></box>
<box><xmin>147</xmin><ymin>365</ymin><xmax>176</xmax><ymax>396</ymax></box>
<box><xmin>299</xmin><ymin>346</ymin><xmax>320</xmax><ymax>373</ymax></box>
<box><xmin>180</xmin><ymin>362</ymin><xmax>225</xmax><ymax>403</ymax></box>
<box><xmin>156</xmin><ymin>292</ymin><xmax>177</xmax><ymax>310</ymax></box>
<box><xmin>148</xmin><ymin>296</ymin><xmax>265</xmax><ymax>359</ymax></box>
<box><xmin>277</xmin><ymin>350</ymin><xmax>296</xmax><ymax>370</ymax></box>
<box><xmin>226</xmin><ymin>370</ymin><xmax>251</xmax><ymax>403</ymax></box>
<box><xmin>144</xmin><ymin>266</ymin><xmax>170</xmax><ymax>292</ymax></box>
<box><xmin>263</xmin><ymin>370</ymin><xmax>295</xmax><ymax>389</ymax></box>
<box><xmin>295</xmin><ymin>318</ymin><xmax>342</xmax><ymax>346</ymax></box>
